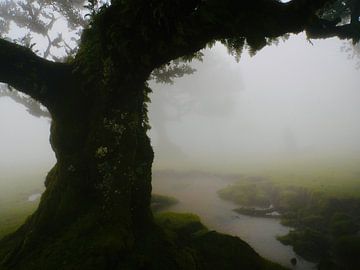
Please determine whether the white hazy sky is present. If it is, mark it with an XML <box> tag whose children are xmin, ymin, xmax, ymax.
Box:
<box><xmin>0</xmin><ymin>96</ymin><xmax>54</xmax><ymax>176</ymax></box>
<box><xmin>0</xmin><ymin>33</ymin><xmax>359</xmax><ymax>177</ymax></box>
<box><xmin>149</xmin><ymin>34</ymin><xmax>360</xmax><ymax>171</ymax></box>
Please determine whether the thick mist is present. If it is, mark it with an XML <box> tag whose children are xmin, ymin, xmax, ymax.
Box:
<box><xmin>0</xmin><ymin>33</ymin><xmax>359</xmax><ymax>185</ymax></box>
<box><xmin>149</xmin><ymin>34</ymin><xmax>360</xmax><ymax>173</ymax></box>
<box><xmin>1</xmin><ymin>32</ymin><xmax>359</xmax><ymax>270</ymax></box>
<box><xmin>0</xmin><ymin>98</ymin><xmax>54</xmax><ymax>174</ymax></box>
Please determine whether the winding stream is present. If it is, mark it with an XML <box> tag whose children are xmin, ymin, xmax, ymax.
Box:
<box><xmin>153</xmin><ymin>172</ymin><xmax>316</xmax><ymax>270</ymax></box>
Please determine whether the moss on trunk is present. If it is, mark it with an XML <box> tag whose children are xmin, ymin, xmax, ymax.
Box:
<box><xmin>0</xmin><ymin>3</ymin><xmax>292</xmax><ymax>269</ymax></box>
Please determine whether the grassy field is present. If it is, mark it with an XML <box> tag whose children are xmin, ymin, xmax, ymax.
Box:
<box><xmin>217</xmin><ymin>156</ymin><xmax>360</xmax><ymax>267</ymax></box>
<box><xmin>263</xmin><ymin>167</ymin><xmax>360</xmax><ymax>199</ymax></box>
<box><xmin>0</xmin><ymin>201</ymin><xmax>38</xmax><ymax>239</ymax></box>
<box><xmin>0</xmin><ymin>172</ymin><xmax>44</xmax><ymax>239</ymax></box>
<box><xmin>236</xmin><ymin>155</ymin><xmax>360</xmax><ymax>199</ymax></box>
<box><xmin>0</xmin><ymin>171</ymin><xmax>181</xmax><ymax>240</ymax></box>
<box><xmin>2</xmin><ymin>155</ymin><xmax>360</xmax><ymax>239</ymax></box>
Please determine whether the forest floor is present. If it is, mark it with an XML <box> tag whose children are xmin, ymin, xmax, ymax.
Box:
<box><xmin>0</xmin><ymin>172</ymin><xmax>289</xmax><ymax>270</ymax></box>
<box><xmin>0</xmin><ymin>173</ymin><xmax>43</xmax><ymax>239</ymax></box>
<box><xmin>1</xmin><ymin>161</ymin><xmax>360</xmax><ymax>269</ymax></box>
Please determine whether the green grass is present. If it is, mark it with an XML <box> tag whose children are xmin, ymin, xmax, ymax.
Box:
<box><xmin>0</xmin><ymin>191</ymin><xmax>178</xmax><ymax>240</ymax></box>
<box><xmin>155</xmin><ymin>212</ymin><xmax>207</xmax><ymax>236</ymax></box>
<box><xmin>155</xmin><ymin>212</ymin><xmax>289</xmax><ymax>270</ymax></box>
<box><xmin>241</xmin><ymin>156</ymin><xmax>360</xmax><ymax>199</ymax></box>
<box><xmin>151</xmin><ymin>194</ymin><xmax>179</xmax><ymax>212</ymax></box>
<box><xmin>0</xmin><ymin>203</ymin><xmax>37</xmax><ymax>239</ymax></box>
<box><xmin>0</xmin><ymin>172</ymin><xmax>44</xmax><ymax>239</ymax></box>
<box><xmin>265</xmin><ymin>169</ymin><xmax>360</xmax><ymax>199</ymax></box>
<box><xmin>0</xmin><ymin>194</ymin><xmax>179</xmax><ymax>240</ymax></box>
<box><xmin>217</xmin><ymin>158</ymin><xmax>360</xmax><ymax>266</ymax></box>
<box><xmin>0</xmin><ymin>186</ymin><xmax>40</xmax><ymax>239</ymax></box>
<box><xmin>0</xmin><ymin>172</ymin><xmax>290</xmax><ymax>270</ymax></box>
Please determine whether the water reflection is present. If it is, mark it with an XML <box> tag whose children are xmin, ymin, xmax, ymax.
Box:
<box><xmin>153</xmin><ymin>171</ymin><xmax>316</xmax><ymax>270</ymax></box>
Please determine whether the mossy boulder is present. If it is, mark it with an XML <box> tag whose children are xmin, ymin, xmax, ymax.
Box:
<box><xmin>155</xmin><ymin>212</ymin><xmax>289</xmax><ymax>270</ymax></box>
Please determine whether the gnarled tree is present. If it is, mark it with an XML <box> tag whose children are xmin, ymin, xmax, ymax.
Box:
<box><xmin>0</xmin><ymin>0</ymin><xmax>359</xmax><ymax>269</ymax></box>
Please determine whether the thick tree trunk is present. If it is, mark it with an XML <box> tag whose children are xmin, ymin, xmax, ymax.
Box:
<box><xmin>0</xmin><ymin>5</ymin><xmax>185</xmax><ymax>268</ymax></box>
<box><xmin>0</xmin><ymin>69</ymin><xmax>162</xmax><ymax>269</ymax></box>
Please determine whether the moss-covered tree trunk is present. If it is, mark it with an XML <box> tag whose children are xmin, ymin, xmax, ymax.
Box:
<box><xmin>0</xmin><ymin>2</ymin><xmax>203</xmax><ymax>267</ymax></box>
<box><xmin>0</xmin><ymin>67</ymin><xmax>158</xmax><ymax>270</ymax></box>
<box><xmin>0</xmin><ymin>10</ymin><xmax>161</xmax><ymax>268</ymax></box>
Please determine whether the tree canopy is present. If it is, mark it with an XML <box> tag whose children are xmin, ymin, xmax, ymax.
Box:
<box><xmin>0</xmin><ymin>0</ymin><xmax>358</xmax><ymax>112</ymax></box>
<box><xmin>0</xmin><ymin>0</ymin><xmax>359</xmax><ymax>87</ymax></box>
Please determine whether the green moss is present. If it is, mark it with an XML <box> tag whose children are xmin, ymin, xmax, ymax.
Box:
<box><xmin>151</xmin><ymin>194</ymin><xmax>179</xmax><ymax>212</ymax></box>
<box><xmin>191</xmin><ymin>230</ymin><xmax>288</xmax><ymax>270</ymax></box>
<box><xmin>0</xmin><ymin>207</ymin><xmax>33</xmax><ymax>240</ymax></box>
<box><xmin>154</xmin><ymin>212</ymin><xmax>288</xmax><ymax>270</ymax></box>
<box><xmin>218</xmin><ymin>174</ymin><xmax>360</xmax><ymax>266</ymax></box>
<box><xmin>155</xmin><ymin>212</ymin><xmax>206</xmax><ymax>234</ymax></box>
<box><xmin>217</xmin><ymin>177</ymin><xmax>273</xmax><ymax>208</ymax></box>
<box><xmin>1</xmin><ymin>204</ymin><xmax>289</xmax><ymax>270</ymax></box>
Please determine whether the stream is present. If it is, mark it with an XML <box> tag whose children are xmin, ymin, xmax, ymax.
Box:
<box><xmin>152</xmin><ymin>172</ymin><xmax>316</xmax><ymax>270</ymax></box>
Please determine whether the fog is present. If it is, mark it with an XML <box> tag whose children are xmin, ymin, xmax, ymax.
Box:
<box><xmin>0</xmin><ymin>34</ymin><xmax>359</xmax><ymax>180</ymax></box>
<box><xmin>0</xmin><ymin>33</ymin><xmax>358</xmax><ymax>182</ymax></box>
<box><xmin>149</xmin><ymin>34</ymin><xmax>360</xmax><ymax>173</ymax></box>
<box><xmin>1</xmin><ymin>29</ymin><xmax>360</xmax><ymax>270</ymax></box>
<box><xmin>0</xmin><ymin>97</ymin><xmax>54</xmax><ymax>178</ymax></box>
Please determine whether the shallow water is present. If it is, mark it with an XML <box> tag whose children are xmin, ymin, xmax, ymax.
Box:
<box><xmin>153</xmin><ymin>172</ymin><xmax>316</xmax><ymax>270</ymax></box>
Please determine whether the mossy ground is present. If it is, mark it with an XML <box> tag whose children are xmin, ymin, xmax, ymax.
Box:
<box><xmin>218</xmin><ymin>170</ymin><xmax>360</xmax><ymax>268</ymax></box>
<box><xmin>154</xmin><ymin>212</ymin><xmax>289</xmax><ymax>270</ymax></box>
<box><xmin>150</xmin><ymin>194</ymin><xmax>179</xmax><ymax>212</ymax></box>
<box><xmin>1</xmin><ymin>191</ymin><xmax>288</xmax><ymax>269</ymax></box>
<box><xmin>251</xmin><ymin>156</ymin><xmax>360</xmax><ymax>199</ymax></box>
<box><xmin>0</xmin><ymin>178</ymin><xmax>42</xmax><ymax>239</ymax></box>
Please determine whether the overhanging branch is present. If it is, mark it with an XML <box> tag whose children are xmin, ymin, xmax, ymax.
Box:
<box><xmin>306</xmin><ymin>0</ymin><xmax>360</xmax><ymax>42</ymax></box>
<box><xmin>306</xmin><ymin>20</ymin><xmax>360</xmax><ymax>41</ymax></box>
<box><xmin>0</xmin><ymin>85</ymin><xmax>50</xmax><ymax>118</ymax></box>
<box><xmin>0</xmin><ymin>38</ymin><xmax>72</xmax><ymax>106</ymax></box>
<box><xmin>194</xmin><ymin>0</ymin><xmax>358</xmax><ymax>50</ymax></box>
<box><xmin>176</xmin><ymin>0</ymin><xmax>336</xmax><ymax>52</ymax></box>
